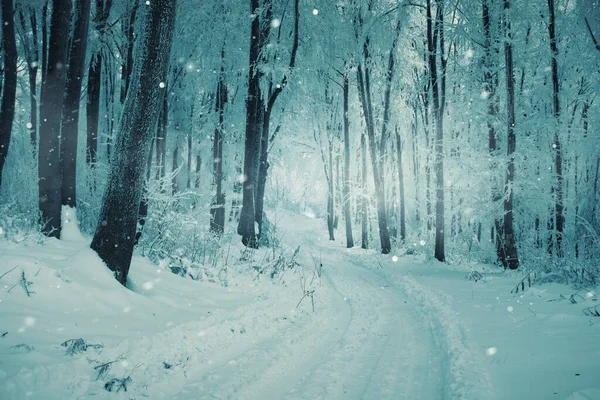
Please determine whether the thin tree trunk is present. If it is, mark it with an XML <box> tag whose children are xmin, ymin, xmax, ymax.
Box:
<box><xmin>238</xmin><ymin>0</ymin><xmax>263</xmax><ymax>248</ymax></box>
<box><xmin>361</xmin><ymin>132</ymin><xmax>368</xmax><ymax>249</ymax></box>
<box><xmin>427</xmin><ymin>0</ymin><xmax>445</xmax><ymax>261</ymax></box>
<box><xmin>396</xmin><ymin>128</ymin><xmax>406</xmax><ymax>241</ymax></box>
<box><xmin>0</xmin><ymin>0</ymin><xmax>18</xmax><ymax>190</ymax></box>
<box><xmin>120</xmin><ymin>0</ymin><xmax>139</xmax><ymax>105</ymax></box>
<box><xmin>502</xmin><ymin>0</ymin><xmax>519</xmax><ymax>269</ymax></box>
<box><xmin>86</xmin><ymin>0</ymin><xmax>113</xmax><ymax>165</ymax></box>
<box><xmin>210</xmin><ymin>49</ymin><xmax>227</xmax><ymax>235</ymax></box>
<box><xmin>356</xmin><ymin>37</ymin><xmax>391</xmax><ymax>254</ymax></box>
<box><xmin>18</xmin><ymin>7</ymin><xmax>39</xmax><ymax>149</ymax></box>
<box><xmin>91</xmin><ymin>0</ymin><xmax>177</xmax><ymax>285</ymax></box>
<box><xmin>548</xmin><ymin>0</ymin><xmax>564</xmax><ymax>257</ymax></box>
<box><xmin>60</xmin><ymin>0</ymin><xmax>92</xmax><ymax>207</ymax></box>
<box><xmin>187</xmin><ymin>105</ymin><xmax>193</xmax><ymax>189</ymax></box>
<box><xmin>342</xmin><ymin>74</ymin><xmax>354</xmax><ymax>248</ymax></box>
<box><xmin>483</xmin><ymin>0</ymin><xmax>505</xmax><ymax>264</ymax></box>
<box><xmin>38</xmin><ymin>0</ymin><xmax>73</xmax><ymax>238</ymax></box>
<box><xmin>254</xmin><ymin>0</ymin><xmax>299</xmax><ymax>243</ymax></box>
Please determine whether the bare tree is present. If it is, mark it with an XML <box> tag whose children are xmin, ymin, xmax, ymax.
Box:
<box><xmin>91</xmin><ymin>0</ymin><xmax>178</xmax><ymax>285</ymax></box>
<box><xmin>0</xmin><ymin>0</ymin><xmax>18</xmax><ymax>189</ymax></box>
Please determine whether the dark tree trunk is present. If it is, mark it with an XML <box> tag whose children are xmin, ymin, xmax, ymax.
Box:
<box><xmin>229</xmin><ymin>160</ymin><xmax>242</xmax><ymax>222</ymax></box>
<box><xmin>195</xmin><ymin>154</ymin><xmax>202</xmax><ymax>189</ymax></box>
<box><xmin>254</xmin><ymin>0</ymin><xmax>299</xmax><ymax>244</ymax></box>
<box><xmin>187</xmin><ymin>105</ymin><xmax>193</xmax><ymax>189</ymax></box>
<box><xmin>483</xmin><ymin>0</ymin><xmax>505</xmax><ymax>264</ymax></box>
<box><xmin>0</xmin><ymin>0</ymin><xmax>18</xmax><ymax>190</ymax></box>
<box><xmin>342</xmin><ymin>75</ymin><xmax>354</xmax><ymax>248</ymax></box>
<box><xmin>38</xmin><ymin>0</ymin><xmax>73</xmax><ymax>238</ymax></box>
<box><xmin>327</xmin><ymin>136</ymin><xmax>335</xmax><ymax>241</ymax></box>
<box><xmin>171</xmin><ymin>145</ymin><xmax>179</xmax><ymax>194</ymax></box>
<box><xmin>396</xmin><ymin>128</ymin><xmax>406</xmax><ymax>241</ymax></box>
<box><xmin>210</xmin><ymin>50</ymin><xmax>227</xmax><ymax>235</ymax></box>
<box><xmin>237</xmin><ymin>0</ymin><xmax>263</xmax><ymax>248</ymax></box>
<box><xmin>427</xmin><ymin>0</ymin><xmax>445</xmax><ymax>262</ymax></box>
<box><xmin>155</xmin><ymin>92</ymin><xmax>168</xmax><ymax>180</ymax></box>
<box><xmin>18</xmin><ymin>7</ymin><xmax>40</xmax><ymax>149</ymax></box>
<box><xmin>60</xmin><ymin>0</ymin><xmax>92</xmax><ymax>208</ymax></box>
<box><xmin>120</xmin><ymin>0</ymin><xmax>139</xmax><ymax>105</ymax></box>
<box><xmin>548</xmin><ymin>0</ymin><xmax>564</xmax><ymax>257</ymax></box>
<box><xmin>91</xmin><ymin>0</ymin><xmax>177</xmax><ymax>285</ymax></box>
<box><xmin>41</xmin><ymin>1</ymin><xmax>48</xmax><ymax>80</ymax></box>
<box><xmin>356</xmin><ymin>38</ymin><xmax>391</xmax><ymax>255</ymax></box>
<box><xmin>502</xmin><ymin>0</ymin><xmax>519</xmax><ymax>269</ymax></box>
<box><xmin>361</xmin><ymin>132</ymin><xmax>369</xmax><ymax>249</ymax></box>
<box><xmin>86</xmin><ymin>0</ymin><xmax>113</xmax><ymax>165</ymax></box>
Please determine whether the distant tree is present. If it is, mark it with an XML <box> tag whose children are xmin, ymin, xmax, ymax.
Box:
<box><xmin>91</xmin><ymin>0</ymin><xmax>178</xmax><ymax>285</ymax></box>
<box><xmin>60</xmin><ymin>0</ymin><xmax>92</xmax><ymax>207</ymax></box>
<box><xmin>86</xmin><ymin>0</ymin><xmax>113</xmax><ymax>165</ymax></box>
<box><xmin>501</xmin><ymin>0</ymin><xmax>519</xmax><ymax>270</ymax></box>
<box><xmin>210</xmin><ymin>48</ymin><xmax>227</xmax><ymax>235</ymax></box>
<box><xmin>0</xmin><ymin>0</ymin><xmax>18</xmax><ymax>190</ymax></box>
<box><xmin>38</xmin><ymin>0</ymin><xmax>73</xmax><ymax>237</ymax></box>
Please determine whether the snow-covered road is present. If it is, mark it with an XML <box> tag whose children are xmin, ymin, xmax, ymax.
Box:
<box><xmin>168</xmin><ymin>216</ymin><xmax>445</xmax><ymax>399</ymax></box>
<box><xmin>2</xmin><ymin>213</ymin><xmax>598</xmax><ymax>399</ymax></box>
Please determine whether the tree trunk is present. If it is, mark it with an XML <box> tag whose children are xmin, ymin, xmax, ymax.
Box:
<box><xmin>427</xmin><ymin>0</ymin><xmax>445</xmax><ymax>261</ymax></box>
<box><xmin>38</xmin><ymin>0</ymin><xmax>73</xmax><ymax>238</ymax></box>
<box><xmin>237</xmin><ymin>0</ymin><xmax>263</xmax><ymax>248</ymax></box>
<box><xmin>253</xmin><ymin>0</ymin><xmax>299</xmax><ymax>244</ymax></box>
<box><xmin>91</xmin><ymin>0</ymin><xmax>177</xmax><ymax>285</ymax></box>
<box><xmin>547</xmin><ymin>0</ymin><xmax>564</xmax><ymax>257</ymax></box>
<box><xmin>396</xmin><ymin>128</ymin><xmax>406</xmax><ymax>241</ymax></box>
<box><xmin>86</xmin><ymin>0</ymin><xmax>113</xmax><ymax>165</ymax></box>
<box><xmin>18</xmin><ymin>7</ymin><xmax>39</xmax><ymax>149</ymax></box>
<box><xmin>483</xmin><ymin>0</ymin><xmax>505</xmax><ymax>264</ymax></box>
<box><xmin>187</xmin><ymin>105</ymin><xmax>193</xmax><ymax>189</ymax></box>
<box><xmin>356</xmin><ymin>38</ymin><xmax>391</xmax><ymax>255</ymax></box>
<box><xmin>502</xmin><ymin>0</ymin><xmax>519</xmax><ymax>269</ymax></box>
<box><xmin>195</xmin><ymin>154</ymin><xmax>202</xmax><ymax>189</ymax></box>
<box><xmin>342</xmin><ymin>74</ymin><xmax>354</xmax><ymax>248</ymax></box>
<box><xmin>60</xmin><ymin>0</ymin><xmax>92</xmax><ymax>208</ymax></box>
<box><xmin>0</xmin><ymin>0</ymin><xmax>18</xmax><ymax>190</ymax></box>
<box><xmin>361</xmin><ymin>132</ymin><xmax>369</xmax><ymax>249</ymax></box>
<box><xmin>210</xmin><ymin>50</ymin><xmax>227</xmax><ymax>235</ymax></box>
<box><xmin>155</xmin><ymin>92</ymin><xmax>168</xmax><ymax>180</ymax></box>
<box><xmin>120</xmin><ymin>0</ymin><xmax>139</xmax><ymax>105</ymax></box>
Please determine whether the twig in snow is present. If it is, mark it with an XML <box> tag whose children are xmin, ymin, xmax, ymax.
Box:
<box><xmin>20</xmin><ymin>270</ymin><xmax>34</xmax><ymax>297</ymax></box>
<box><xmin>0</xmin><ymin>265</ymin><xmax>18</xmax><ymax>281</ymax></box>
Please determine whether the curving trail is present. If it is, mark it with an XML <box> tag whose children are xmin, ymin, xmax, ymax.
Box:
<box><xmin>172</xmin><ymin>216</ymin><xmax>445</xmax><ymax>400</ymax></box>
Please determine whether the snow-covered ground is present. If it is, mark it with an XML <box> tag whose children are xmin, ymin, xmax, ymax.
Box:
<box><xmin>0</xmin><ymin>212</ymin><xmax>599</xmax><ymax>399</ymax></box>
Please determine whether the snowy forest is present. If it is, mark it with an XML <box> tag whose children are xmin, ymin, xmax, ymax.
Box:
<box><xmin>0</xmin><ymin>0</ymin><xmax>599</xmax><ymax>398</ymax></box>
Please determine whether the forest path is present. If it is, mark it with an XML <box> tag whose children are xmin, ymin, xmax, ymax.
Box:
<box><xmin>175</xmin><ymin>214</ymin><xmax>445</xmax><ymax>399</ymax></box>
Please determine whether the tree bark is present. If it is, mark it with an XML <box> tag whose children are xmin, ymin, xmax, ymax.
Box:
<box><xmin>38</xmin><ymin>0</ymin><xmax>73</xmax><ymax>238</ymax></box>
<box><xmin>17</xmin><ymin>7</ymin><xmax>39</xmax><ymax>150</ymax></box>
<box><xmin>0</xmin><ymin>0</ymin><xmax>18</xmax><ymax>190</ymax></box>
<box><xmin>86</xmin><ymin>0</ymin><xmax>113</xmax><ymax>165</ymax></box>
<box><xmin>210</xmin><ymin>49</ymin><xmax>227</xmax><ymax>235</ymax></box>
<box><xmin>342</xmin><ymin>74</ymin><xmax>354</xmax><ymax>248</ymax></box>
<box><xmin>396</xmin><ymin>128</ymin><xmax>406</xmax><ymax>241</ymax></box>
<box><xmin>91</xmin><ymin>0</ymin><xmax>177</xmax><ymax>285</ymax></box>
<box><xmin>238</xmin><ymin>0</ymin><xmax>264</xmax><ymax>248</ymax></box>
<box><xmin>356</xmin><ymin>37</ymin><xmax>391</xmax><ymax>255</ymax></box>
<box><xmin>502</xmin><ymin>0</ymin><xmax>519</xmax><ymax>269</ymax></box>
<box><xmin>547</xmin><ymin>0</ymin><xmax>564</xmax><ymax>257</ymax></box>
<box><xmin>60</xmin><ymin>0</ymin><xmax>92</xmax><ymax>207</ymax></box>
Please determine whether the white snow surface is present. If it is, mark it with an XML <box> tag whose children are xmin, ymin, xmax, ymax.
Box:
<box><xmin>0</xmin><ymin>212</ymin><xmax>598</xmax><ymax>399</ymax></box>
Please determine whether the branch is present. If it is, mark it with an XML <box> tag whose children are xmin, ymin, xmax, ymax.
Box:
<box><xmin>585</xmin><ymin>18</ymin><xmax>600</xmax><ymax>51</ymax></box>
<box><xmin>266</xmin><ymin>0</ymin><xmax>299</xmax><ymax>115</ymax></box>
